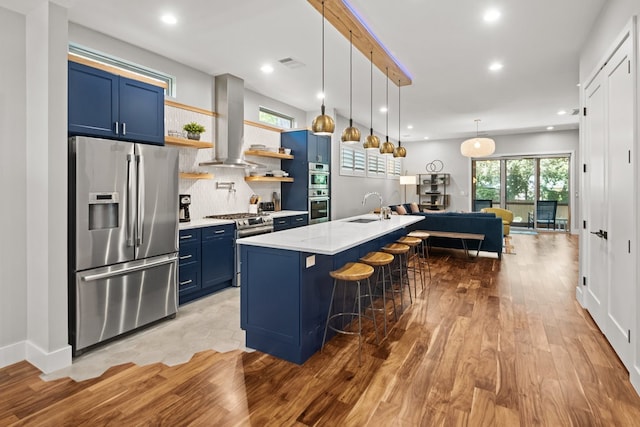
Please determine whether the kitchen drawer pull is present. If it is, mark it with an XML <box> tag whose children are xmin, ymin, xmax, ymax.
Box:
<box><xmin>179</xmin><ymin>254</ymin><xmax>192</xmax><ymax>260</ymax></box>
<box><xmin>214</xmin><ymin>230</ymin><xmax>225</xmax><ymax>234</ymax></box>
<box><xmin>179</xmin><ymin>279</ymin><xmax>193</xmax><ymax>286</ymax></box>
<box><xmin>295</xmin><ymin>218</ymin><xmax>304</xmax><ymax>221</ymax></box>
<box><xmin>180</xmin><ymin>234</ymin><xmax>193</xmax><ymax>240</ymax></box>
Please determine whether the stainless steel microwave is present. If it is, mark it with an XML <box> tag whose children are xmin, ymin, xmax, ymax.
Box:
<box><xmin>309</xmin><ymin>162</ymin><xmax>329</xmax><ymax>189</ymax></box>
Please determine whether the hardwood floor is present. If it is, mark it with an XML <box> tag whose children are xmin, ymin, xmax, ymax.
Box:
<box><xmin>2</xmin><ymin>232</ymin><xmax>640</xmax><ymax>426</ymax></box>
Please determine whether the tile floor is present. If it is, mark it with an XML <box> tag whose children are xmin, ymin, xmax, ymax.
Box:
<box><xmin>42</xmin><ymin>287</ymin><xmax>251</xmax><ymax>382</ymax></box>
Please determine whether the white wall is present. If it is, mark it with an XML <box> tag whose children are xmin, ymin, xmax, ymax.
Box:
<box><xmin>403</xmin><ymin>130</ymin><xmax>579</xmax><ymax>230</ymax></box>
<box><xmin>0</xmin><ymin>6</ymin><xmax>28</xmax><ymax>368</ymax></box>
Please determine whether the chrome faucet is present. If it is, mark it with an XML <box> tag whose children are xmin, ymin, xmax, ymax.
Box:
<box><xmin>362</xmin><ymin>191</ymin><xmax>383</xmax><ymax>219</ymax></box>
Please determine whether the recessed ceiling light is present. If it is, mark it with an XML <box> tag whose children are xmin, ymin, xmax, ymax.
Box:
<box><xmin>380</xmin><ymin>106</ymin><xmax>388</xmax><ymax>113</ymax></box>
<box><xmin>547</xmin><ymin>126</ymin><xmax>554</xmax><ymax>130</ymax></box>
<box><xmin>557</xmin><ymin>110</ymin><xmax>567</xmax><ymax>115</ymax></box>
<box><xmin>576</xmin><ymin>83</ymin><xmax>581</xmax><ymax>87</ymax></box>
<box><xmin>161</xmin><ymin>14</ymin><xmax>177</xmax><ymax>25</ymax></box>
<box><xmin>423</xmin><ymin>136</ymin><xmax>429</xmax><ymax>140</ymax></box>
<box><xmin>407</xmin><ymin>125</ymin><xmax>413</xmax><ymax>129</ymax></box>
<box><xmin>317</xmin><ymin>92</ymin><xmax>325</xmax><ymax>100</ymax></box>
<box><xmin>483</xmin><ymin>9</ymin><xmax>501</xmax><ymax>23</ymax></box>
<box><xmin>260</xmin><ymin>64</ymin><xmax>274</xmax><ymax>74</ymax></box>
<box><xmin>489</xmin><ymin>62</ymin><xmax>503</xmax><ymax>71</ymax></box>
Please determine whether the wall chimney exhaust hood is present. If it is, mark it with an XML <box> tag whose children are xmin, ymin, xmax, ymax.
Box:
<box><xmin>199</xmin><ymin>74</ymin><xmax>262</xmax><ymax>169</ymax></box>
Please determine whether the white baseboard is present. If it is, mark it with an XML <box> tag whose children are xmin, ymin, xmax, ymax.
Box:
<box><xmin>25</xmin><ymin>341</ymin><xmax>72</xmax><ymax>374</ymax></box>
<box><xmin>0</xmin><ymin>341</ymin><xmax>26</xmax><ymax>369</ymax></box>
<box><xmin>631</xmin><ymin>366</ymin><xmax>640</xmax><ymax>397</ymax></box>
<box><xmin>575</xmin><ymin>286</ymin><xmax>586</xmax><ymax>307</ymax></box>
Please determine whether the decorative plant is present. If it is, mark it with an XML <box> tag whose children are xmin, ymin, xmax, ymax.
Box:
<box><xmin>183</xmin><ymin>122</ymin><xmax>206</xmax><ymax>134</ymax></box>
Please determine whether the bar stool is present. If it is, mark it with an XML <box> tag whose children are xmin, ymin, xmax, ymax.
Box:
<box><xmin>407</xmin><ymin>231</ymin><xmax>432</xmax><ymax>290</ymax></box>
<box><xmin>381</xmin><ymin>242</ymin><xmax>412</xmax><ymax>312</ymax></box>
<box><xmin>322</xmin><ymin>262</ymin><xmax>377</xmax><ymax>365</ymax></box>
<box><xmin>359</xmin><ymin>251</ymin><xmax>397</xmax><ymax>337</ymax></box>
<box><xmin>397</xmin><ymin>236</ymin><xmax>424</xmax><ymax>299</ymax></box>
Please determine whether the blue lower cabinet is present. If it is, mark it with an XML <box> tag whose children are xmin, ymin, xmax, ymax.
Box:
<box><xmin>273</xmin><ymin>214</ymin><xmax>309</xmax><ymax>231</ymax></box>
<box><xmin>201</xmin><ymin>224</ymin><xmax>235</xmax><ymax>291</ymax></box>
<box><xmin>178</xmin><ymin>224</ymin><xmax>235</xmax><ymax>305</ymax></box>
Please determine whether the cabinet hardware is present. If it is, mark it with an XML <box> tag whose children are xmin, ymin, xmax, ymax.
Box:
<box><xmin>295</xmin><ymin>217</ymin><xmax>304</xmax><ymax>221</ymax></box>
<box><xmin>179</xmin><ymin>279</ymin><xmax>193</xmax><ymax>286</ymax></box>
<box><xmin>214</xmin><ymin>230</ymin><xmax>225</xmax><ymax>234</ymax></box>
<box><xmin>122</xmin><ymin>122</ymin><xmax>127</xmax><ymax>135</ymax></box>
<box><xmin>115</xmin><ymin>121</ymin><xmax>119</xmax><ymax>135</ymax></box>
<box><xmin>179</xmin><ymin>255</ymin><xmax>192</xmax><ymax>260</ymax></box>
<box><xmin>180</xmin><ymin>234</ymin><xmax>193</xmax><ymax>240</ymax></box>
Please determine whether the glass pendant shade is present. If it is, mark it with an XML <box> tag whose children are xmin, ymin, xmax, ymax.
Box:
<box><xmin>460</xmin><ymin>137</ymin><xmax>495</xmax><ymax>157</ymax></box>
<box><xmin>341</xmin><ymin>30</ymin><xmax>361</xmax><ymax>144</ymax></box>
<box><xmin>393</xmin><ymin>145</ymin><xmax>406</xmax><ymax>158</ymax></box>
<box><xmin>363</xmin><ymin>133</ymin><xmax>380</xmax><ymax>150</ymax></box>
<box><xmin>312</xmin><ymin>1</ymin><xmax>334</xmax><ymax>136</ymax></box>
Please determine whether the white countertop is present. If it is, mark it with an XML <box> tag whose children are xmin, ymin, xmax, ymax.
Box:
<box><xmin>178</xmin><ymin>210</ymin><xmax>308</xmax><ymax>230</ymax></box>
<box><xmin>237</xmin><ymin>214</ymin><xmax>424</xmax><ymax>255</ymax></box>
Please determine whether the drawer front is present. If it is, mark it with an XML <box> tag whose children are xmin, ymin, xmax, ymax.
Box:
<box><xmin>179</xmin><ymin>228</ymin><xmax>201</xmax><ymax>245</ymax></box>
<box><xmin>178</xmin><ymin>264</ymin><xmax>200</xmax><ymax>294</ymax></box>
<box><xmin>202</xmin><ymin>224</ymin><xmax>235</xmax><ymax>240</ymax></box>
<box><xmin>273</xmin><ymin>216</ymin><xmax>291</xmax><ymax>231</ymax></box>
<box><xmin>178</xmin><ymin>243</ymin><xmax>200</xmax><ymax>266</ymax></box>
<box><xmin>290</xmin><ymin>214</ymin><xmax>308</xmax><ymax>228</ymax></box>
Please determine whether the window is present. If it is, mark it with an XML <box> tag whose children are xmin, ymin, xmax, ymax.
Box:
<box><xmin>259</xmin><ymin>107</ymin><xmax>294</xmax><ymax>129</ymax></box>
<box><xmin>340</xmin><ymin>146</ymin><xmax>366</xmax><ymax>176</ymax></box>
<box><xmin>367</xmin><ymin>153</ymin><xmax>387</xmax><ymax>177</ymax></box>
<box><xmin>387</xmin><ymin>157</ymin><xmax>401</xmax><ymax>178</ymax></box>
<box><xmin>68</xmin><ymin>43</ymin><xmax>176</xmax><ymax>97</ymax></box>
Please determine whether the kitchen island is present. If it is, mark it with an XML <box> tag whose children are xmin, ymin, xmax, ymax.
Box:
<box><xmin>237</xmin><ymin>214</ymin><xmax>424</xmax><ymax>364</ymax></box>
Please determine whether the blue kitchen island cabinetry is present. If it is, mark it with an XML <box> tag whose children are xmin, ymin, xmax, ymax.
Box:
<box><xmin>68</xmin><ymin>61</ymin><xmax>165</xmax><ymax>145</ymax></box>
<box><xmin>179</xmin><ymin>223</ymin><xmax>235</xmax><ymax>305</ymax></box>
<box><xmin>238</xmin><ymin>214</ymin><xmax>423</xmax><ymax>364</ymax></box>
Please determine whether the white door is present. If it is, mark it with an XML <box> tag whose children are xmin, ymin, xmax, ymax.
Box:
<box><xmin>583</xmin><ymin>71</ymin><xmax>607</xmax><ymax>328</ymax></box>
<box><xmin>605</xmin><ymin>37</ymin><xmax>634</xmax><ymax>368</ymax></box>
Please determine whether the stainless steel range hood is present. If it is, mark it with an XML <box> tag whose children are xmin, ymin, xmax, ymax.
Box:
<box><xmin>199</xmin><ymin>74</ymin><xmax>261</xmax><ymax>169</ymax></box>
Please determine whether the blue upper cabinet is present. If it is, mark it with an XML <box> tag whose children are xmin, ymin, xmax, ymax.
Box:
<box><xmin>68</xmin><ymin>61</ymin><xmax>165</xmax><ymax>146</ymax></box>
<box><xmin>281</xmin><ymin>130</ymin><xmax>331</xmax><ymax>165</ymax></box>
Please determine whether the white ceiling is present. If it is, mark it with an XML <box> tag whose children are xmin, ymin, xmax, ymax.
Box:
<box><xmin>5</xmin><ymin>0</ymin><xmax>606</xmax><ymax>141</ymax></box>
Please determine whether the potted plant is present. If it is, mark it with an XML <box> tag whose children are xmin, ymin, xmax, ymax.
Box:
<box><xmin>183</xmin><ymin>122</ymin><xmax>206</xmax><ymax>140</ymax></box>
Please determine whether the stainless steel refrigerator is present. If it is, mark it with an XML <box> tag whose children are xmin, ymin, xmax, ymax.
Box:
<box><xmin>69</xmin><ymin>136</ymin><xmax>179</xmax><ymax>356</ymax></box>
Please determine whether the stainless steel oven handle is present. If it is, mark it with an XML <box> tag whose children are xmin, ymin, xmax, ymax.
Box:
<box><xmin>82</xmin><ymin>255</ymin><xmax>178</xmax><ymax>282</ymax></box>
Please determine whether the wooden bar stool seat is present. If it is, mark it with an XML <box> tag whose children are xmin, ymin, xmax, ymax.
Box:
<box><xmin>322</xmin><ymin>262</ymin><xmax>377</xmax><ymax>365</ymax></box>
<box><xmin>382</xmin><ymin>243</ymin><xmax>412</xmax><ymax>311</ymax></box>
<box><xmin>359</xmin><ymin>251</ymin><xmax>396</xmax><ymax>336</ymax></box>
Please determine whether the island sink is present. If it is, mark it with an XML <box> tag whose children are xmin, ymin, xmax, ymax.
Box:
<box><xmin>347</xmin><ymin>218</ymin><xmax>379</xmax><ymax>223</ymax></box>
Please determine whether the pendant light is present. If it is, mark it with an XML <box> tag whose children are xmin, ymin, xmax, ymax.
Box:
<box><xmin>341</xmin><ymin>30</ymin><xmax>361</xmax><ymax>144</ymax></box>
<box><xmin>393</xmin><ymin>79</ymin><xmax>406</xmax><ymax>158</ymax></box>
<box><xmin>363</xmin><ymin>51</ymin><xmax>380</xmax><ymax>150</ymax></box>
<box><xmin>379</xmin><ymin>67</ymin><xmax>395</xmax><ymax>155</ymax></box>
<box><xmin>311</xmin><ymin>1</ymin><xmax>335</xmax><ymax>136</ymax></box>
<box><xmin>460</xmin><ymin>119</ymin><xmax>495</xmax><ymax>157</ymax></box>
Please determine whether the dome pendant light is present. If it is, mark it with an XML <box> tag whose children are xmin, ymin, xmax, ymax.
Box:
<box><xmin>460</xmin><ymin>119</ymin><xmax>495</xmax><ymax>157</ymax></box>
<box><xmin>380</xmin><ymin>67</ymin><xmax>395</xmax><ymax>155</ymax></box>
<box><xmin>311</xmin><ymin>1</ymin><xmax>335</xmax><ymax>136</ymax></box>
<box><xmin>341</xmin><ymin>30</ymin><xmax>361</xmax><ymax>144</ymax></box>
<box><xmin>393</xmin><ymin>79</ymin><xmax>406</xmax><ymax>158</ymax></box>
<box><xmin>363</xmin><ymin>51</ymin><xmax>380</xmax><ymax>150</ymax></box>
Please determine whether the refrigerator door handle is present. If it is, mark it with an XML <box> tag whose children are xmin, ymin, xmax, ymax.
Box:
<box><xmin>136</xmin><ymin>153</ymin><xmax>144</xmax><ymax>247</ymax></box>
<box><xmin>81</xmin><ymin>255</ymin><xmax>178</xmax><ymax>282</ymax></box>
<box><xmin>126</xmin><ymin>154</ymin><xmax>135</xmax><ymax>247</ymax></box>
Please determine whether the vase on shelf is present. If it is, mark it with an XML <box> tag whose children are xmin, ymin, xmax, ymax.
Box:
<box><xmin>187</xmin><ymin>132</ymin><xmax>201</xmax><ymax>141</ymax></box>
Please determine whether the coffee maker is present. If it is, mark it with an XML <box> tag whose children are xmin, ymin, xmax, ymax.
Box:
<box><xmin>179</xmin><ymin>194</ymin><xmax>191</xmax><ymax>223</ymax></box>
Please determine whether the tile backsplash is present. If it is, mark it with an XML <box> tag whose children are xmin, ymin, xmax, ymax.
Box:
<box><xmin>166</xmin><ymin>104</ymin><xmax>286</xmax><ymax>219</ymax></box>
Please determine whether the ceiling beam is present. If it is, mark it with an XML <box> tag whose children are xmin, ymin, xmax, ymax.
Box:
<box><xmin>307</xmin><ymin>0</ymin><xmax>412</xmax><ymax>87</ymax></box>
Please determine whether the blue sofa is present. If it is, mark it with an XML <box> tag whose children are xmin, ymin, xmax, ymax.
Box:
<box><xmin>391</xmin><ymin>205</ymin><xmax>504</xmax><ymax>258</ymax></box>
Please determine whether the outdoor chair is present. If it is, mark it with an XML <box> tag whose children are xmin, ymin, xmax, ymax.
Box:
<box><xmin>472</xmin><ymin>199</ymin><xmax>493</xmax><ymax>212</ymax></box>
<box><xmin>529</xmin><ymin>200</ymin><xmax>558</xmax><ymax>229</ymax></box>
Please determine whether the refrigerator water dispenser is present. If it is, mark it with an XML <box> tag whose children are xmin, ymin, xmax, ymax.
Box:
<box><xmin>88</xmin><ymin>192</ymin><xmax>119</xmax><ymax>230</ymax></box>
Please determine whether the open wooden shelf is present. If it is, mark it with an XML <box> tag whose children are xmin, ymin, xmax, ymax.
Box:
<box><xmin>165</xmin><ymin>136</ymin><xmax>213</xmax><ymax>149</ymax></box>
<box><xmin>180</xmin><ymin>172</ymin><xmax>214</xmax><ymax>180</ymax></box>
<box><xmin>244</xmin><ymin>176</ymin><xmax>294</xmax><ymax>183</ymax></box>
<box><xmin>244</xmin><ymin>150</ymin><xmax>293</xmax><ymax>159</ymax></box>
